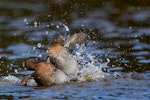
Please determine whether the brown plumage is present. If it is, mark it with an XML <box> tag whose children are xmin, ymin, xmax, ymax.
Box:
<box><xmin>21</xmin><ymin>57</ymin><xmax>68</xmax><ymax>86</ymax></box>
<box><xmin>21</xmin><ymin>32</ymin><xmax>87</xmax><ymax>86</ymax></box>
<box><xmin>46</xmin><ymin>32</ymin><xmax>87</xmax><ymax>75</ymax></box>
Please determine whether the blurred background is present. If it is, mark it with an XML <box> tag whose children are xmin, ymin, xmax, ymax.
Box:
<box><xmin>0</xmin><ymin>0</ymin><xmax>150</xmax><ymax>99</ymax></box>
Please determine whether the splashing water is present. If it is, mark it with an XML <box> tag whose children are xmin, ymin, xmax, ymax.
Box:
<box><xmin>0</xmin><ymin>75</ymin><xmax>21</xmax><ymax>86</ymax></box>
<box><xmin>1</xmin><ymin>41</ymin><xmax>109</xmax><ymax>86</ymax></box>
<box><xmin>70</xmin><ymin>43</ymin><xmax>108</xmax><ymax>82</ymax></box>
<box><xmin>1</xmin><ymin>75</ymin><xmax>37</xmax><ymax>86</ymax></box>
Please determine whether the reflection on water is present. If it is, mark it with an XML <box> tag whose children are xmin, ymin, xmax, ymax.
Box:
<box><xmin>0</xmin><ymin>0</ymin><xmax>150</xmax><ymax>99</ymax></box>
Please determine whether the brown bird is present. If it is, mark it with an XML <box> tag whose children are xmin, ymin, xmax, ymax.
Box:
<box><xmin>45</xmin><ymin>32</ymin><xmax>87</xmax><ymax>75</ymax></box>
<box><xmin>21</xmin><ymin>33</ymin><xmax>87</xmax><ymax>86</ymax></box>
<box><xmin>21</xmin><ymin>57</ymin><xmax>68</xmax><ymax>86</ymax></box>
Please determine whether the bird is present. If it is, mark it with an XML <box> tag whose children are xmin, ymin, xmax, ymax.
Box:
<box><xmin>45</xmin><ymin>32</ymin><xmax>87</xmax><ymax>75</ymax></box>
<box><xmin>21</xmin><ymin>32</ymin><xmax>87</xmax><ymax>86</ymax></box>
<box><xmin>21</xmin><ymin>57</ymin><xmax>69</xmax><ymax>86</ymax></box>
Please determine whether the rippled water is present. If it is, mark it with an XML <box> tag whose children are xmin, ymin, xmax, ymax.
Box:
<box><xmin>0</xmin><ymin>0</ymin><xmax>150</xmax><ymax>99</ymax></box>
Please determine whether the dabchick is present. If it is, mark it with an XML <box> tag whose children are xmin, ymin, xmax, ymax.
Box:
<box><xmin>21</xmin><ymin>57</ymin><xmax>69</xmax><ymax>86</ymax></box>
<box><xmin>45</xmin><ymin>32</ymin><xmax>87</xmax><ymax>75</ymax></box>
<box><xmin>21</xmin><ymin>33</ymin><xmax>87</xmax><ymax>86</ymax></box>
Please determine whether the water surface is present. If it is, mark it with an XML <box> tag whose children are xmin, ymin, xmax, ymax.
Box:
<box><xmin>0</xmin><ymin>0</ymin><xmax>150</xmax><ymax>99</ymax></box>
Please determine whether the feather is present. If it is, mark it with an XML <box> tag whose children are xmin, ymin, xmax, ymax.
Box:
<box><xmin>63</xmin><ymin>32</ymin><xmax>87</xmax><ymax>48</ymax></box>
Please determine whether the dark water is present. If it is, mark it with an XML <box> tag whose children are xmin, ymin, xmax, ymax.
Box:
<box><xmin>0</xmin><ymin>0</ymin><xmax>150</xmax><ymax>99</ymax></box>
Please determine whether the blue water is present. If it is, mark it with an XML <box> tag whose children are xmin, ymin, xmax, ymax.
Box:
<box><xmin>1</xmin><ymin>72</ymin><xmax>150</xmax><ymax>99</ymax></box>
<box><xmin>0</xmin><ymin>0</ymin><xmax>150</xmax><ymax>99</ymax></box>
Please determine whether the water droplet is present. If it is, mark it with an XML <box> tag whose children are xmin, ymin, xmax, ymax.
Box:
<box><xmin>46</xmin><ymin>24</ymin><xmax>49</xmax><ymax>27</ymax></box>
<box><xmin>34</xmin><ymin>22</ymin><xmax>38</xmax><ymax>27</ymax></box>
<box><xmin>37</xmin><ymin>43</ymin><xmax>42</xmax><ymax>48</ymax></box>
<box><xmin>51</xmin><ymin>23</ymin><xmax>54</xmax><ymax>26</ymax></box>
<box><xmin>106</xmin><ymin>58</ymin><xmax>110</xmax><ymax>63</ymax></box>
<box><xmin>46</xmin><ymin>31</ymin><xmax>48</xmax><ymax>34</ymax></box>
<box><xmin>129</xmin><ymin>26</ymin><xmax>132</xmax><ymax>29</ymax></box>
<box><xmin>47</xmin><ymin>14</ymin><xmax>51</xmax><ymax>17</ymax></box>
<box><xmin>134</xmin><ymin>35</ymin><xmax>138</xmax><ymax>38</ymax></box>
<box><xmin>38</xmin><ymin>54</ymin><xmax>42</xmax><ymax>57</ymax></box>
<box><xmin>63</xmin><ymin>24</ymin><xmax>69</xmax><ymax>31</ymax></box>
<box><xmin>25</xmin><ymin>22</ymin><xmax>29</xmax><ymax>25</ymax></box>
<box><xmin>33</xmin><ymin>46</ymin><xmax>36</xmax><ymax>50</ymax></box>
<box><xmin>56</xmin><ymin>25</ymin><xmax>59</xmax><ymax>29</ymax></box>
<box><xmin>14</xmin><ymin>69</ymin><xmax>18</xmax><ymax>73</ymax></box>
<box><xmin>24</xmin><ymin>18</ymin><xmax>27</xmax><ymax>22</ymax></box>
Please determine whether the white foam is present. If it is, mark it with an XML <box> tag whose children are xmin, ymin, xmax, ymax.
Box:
<box><xmin>26</xmin><ymin>78</ymin><xmax>37</xmax><ymax>86</ymax></box>
<box><xmin>1</xmin><ymin>75</ymin><xmax>37</xmax><ymax>86</ymax></box>
<box><xmin>70</xmin><ymin>44</ymin><xmax>108</xmax><ymax>82</ymax></box>
<box><xmin>2</xmin><ymin>75</ymin><xmax>21</xmax><ymax>85</ymax></box>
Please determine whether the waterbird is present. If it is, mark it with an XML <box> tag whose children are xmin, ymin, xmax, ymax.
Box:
<box><xmin>21</xmin><ymin>57</ymin><xmax>68</xmax><ymax>86</ymax></box>
<box><xmin>21</xmin><ymin>32</ymin><xmax>87</xmax><ymax>86</ymax></box>
<box><xmin>45</xmin><ymin>32</ymin><xmax>87</xmax><ymax>75</ymax></box>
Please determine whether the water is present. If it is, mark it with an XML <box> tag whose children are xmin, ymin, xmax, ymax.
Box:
<box><xmin>0</xmin><ymin>0</ymin><xmax>150</xmax><ymax>99</ymax></box>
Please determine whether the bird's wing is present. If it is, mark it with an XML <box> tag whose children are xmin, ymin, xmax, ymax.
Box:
<box><xmin>63</xmin><ymin>32</ymin><xmax>87</xmax><ymax>48</ymax></box>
